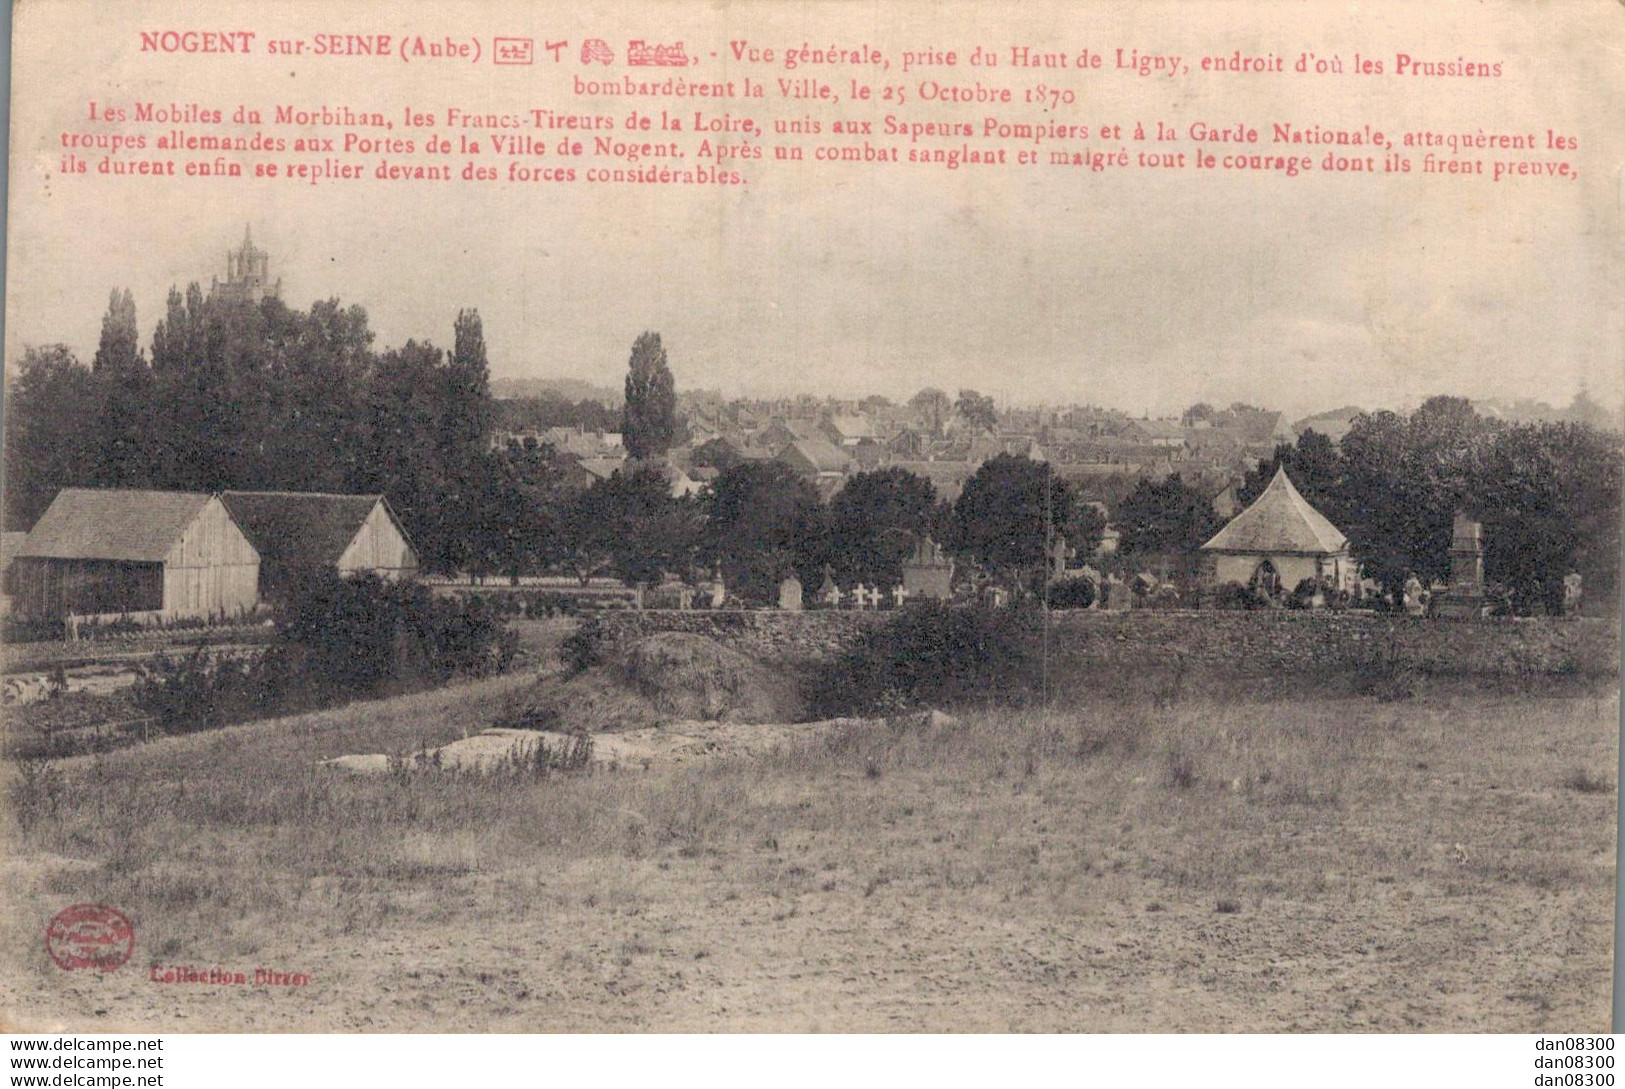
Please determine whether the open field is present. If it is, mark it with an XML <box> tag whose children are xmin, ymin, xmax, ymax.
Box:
<box><xmin>1</xmin><ymin>662</ymin><xmax>1616</xmax><ymax>1032</ymax></box>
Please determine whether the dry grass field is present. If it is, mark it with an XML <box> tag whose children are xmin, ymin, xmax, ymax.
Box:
<box><xmin>1</xmin><ymin>639</ymin><xmax>1617</xmax><ymax>1032</ymax></box>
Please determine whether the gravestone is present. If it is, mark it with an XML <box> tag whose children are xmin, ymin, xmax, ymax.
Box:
<box><xmin>891</xmin><ymin>585</ymin><xmax>909</xmax><ymax>608</ymax></box>
<box><xmin>1100</xmin><ymin>573</ymin><xmax>1129</xmax><ymax>611</ymax></box>
<box><xmin>818</xmin><ymin>565</ymin><xmax>842</xmax><ymax>609</ymax></box>
<box><xmin>852</xmin><ymin>582</ymin><xmax>870</xmax><ymax>610</ymax></box>
<box><xmin>902</xmin><ymin>535</ymin><xmax>954</xmax><ymax>601</ymax></box>
<box><xmin>1433</xmin><ymin>512</ymin><xmax>1490</xmax><ymax>618</ymax></box>
<box><xmin>1402</xmin><ymin>574</ymin><xmax>1428</xmax><ymax>617</ymax></box>
<box><xmin>1564</xmin><ymin>572</ymin><xmax>1583</xmax><ymax>616</ymax></box>
<box><xmin>777</xmin><ymin>574</ymin><xmax>803</xmax><ymax>611</ymax></box>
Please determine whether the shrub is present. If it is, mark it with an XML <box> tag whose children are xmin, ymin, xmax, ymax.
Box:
<box><xmin>1287</xmin><ymin>578</ymin><xmax>1322</xmax><ymax>610</ymax></box>
<box><xmin>9</xmin><ymin>757</ymin><xmax>64</xmax><ymax>832</ymax></box>
<box><xmin>1163</xmin><ymin>741</ymin><xmax>1199</xmax><ymax>788</ymax></box>
<box><xmin>2</xmin><ymin>617</ymin><xmax>65</xmax><ymax>643</ymax></box>
<box><xmin>278</xmin><ymin>573</ymin><xmax>513</xmax><ymax>697</ymax></box>
<box><xmin>1046</xmin><ymin>577</ymin><xmax>1096</xmax><ymax>610</ymax></box>
<box><xmin>130</xmin><ymin>575</ymin><xmax>516</xmax><ymax>735</ymax></box>
<box><xmin>806</xmin><ymin>600</ymin><xmax>1038</xmax><ymax>716</ymax></box>
<box><xmin>1353</xmin><ymin>636</ymin><xmax>1417</xmax><ymax>702</ymax></box>
<box><xmin>561</xmin><ymin>615</ymin><xmax>608</xmax><ymax>675</ymax></box>
<box><xmin>1562</xmin><ymin>768</ymin><xmax>1615</xmax><ymax>795</ymax></box>
<box><xmin>1212</xmin><ymin>582</ymin><xmax>1268</xmax><ymax>611</ymax></box>
<box><xmin>131</xmin><ymin>644</ymin><xmax>301</xmax><ymax>735</ymax></box>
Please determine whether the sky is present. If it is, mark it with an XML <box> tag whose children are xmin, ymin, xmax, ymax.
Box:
<box><xmin>6</xmin><ymin>0</ymin><xmax>1623</xmax><ymax>421</ymax></box>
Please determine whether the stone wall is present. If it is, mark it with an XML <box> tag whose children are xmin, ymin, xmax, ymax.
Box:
<box><xmin>594</xmin><ymin>608</ymin><xmax>1619</xmax><ymax>678</ymax></box>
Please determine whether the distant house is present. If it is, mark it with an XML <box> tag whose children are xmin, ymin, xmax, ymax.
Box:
<box><xmin>640</xmin><ymin>463</ymin><xmax>707</xmax><ymax>500</ymax></box>
<box><xmin>775</xmin><ymin>438</ymin><xmax>850</xmax><ymax>501</ymax></box>
<box><xmin>222</xmin><ymin>491</ymin><xmax>418</xmax><ymax>599</ymax></box>
<box><xmin>756</xmin><ymin>418</ymin><xmax>824</xmax><ymax>450</ymax></box>
<box><xmin>888</xmin><ymin>427</ymin><xmax>929</xmax><ymax>458</ymax></box>
<box><xmin>13</xmin><ymin>489</ymin><xmax>260</xmax><ymax>621</ymax></box>
<box><xmin>1200</xmin><ymin>468</ymin><xmax>1355</xmax><ymax>599</ymax></box>
<box><xmin>574</xmin><ymin>457</ymin><xmax>626</xmax><ymax>483</ymax></box>
<box><xmin>538</xmin><ymin>427</ymin><xmax>622</xmax><ymax>460</ymax></box>
<box><xmin>777</xmin><ymin>437</ymin><xmax>850</xmax><ymax>477</ymax></box>
<box><xmin>1118</xmin><ymin>419</ymin><xmax>1187</xmax><ymax>448</ymax></box>
<box><xmin>821</xmin><ymin>414</ymin><xmax>876</xmax><ymax>447</ymax></box>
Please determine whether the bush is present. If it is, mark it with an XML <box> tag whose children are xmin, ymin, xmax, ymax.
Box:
<box><xmin>1562</xmin><ymin>768</ymin><xmax>1615</xmax><ymax>795</ymax></box>
<box><xmin>132</xmin><ymin>644</ymin><xmax>300</xmax><ymax>735</ymax></box>
<box><xmin>1047</xmin><ymin>577</ymin><xmax>1096</xmax><ymax>610</ymax></box>
<box><xmin>806</xmin><ymin>600</ymin><xmax>1038</xmax><ymax>716</ymax></box>
<box><xmin>561</xmin><ymin>615</ymin><xmax>608</xmax><ymax>675</ymax></box>
<box><xmin>1353</xmin><ymin>636</ymin><xmax>1417</xmax><ymax>702</ymax></box>
<box><xmin>279</xmin><ymin>573</ymin><xmax>513</xmax><ymax>697</ymax></box>
<box><xmin>9</xmin><ymin>757</ymin><xmax>64</xmax><ymax>832</ymax></box>
<box><xmin>1212</xmin><ymin>582</ymin><xmax>1268</xmax><ymax>611</ymax></box>
<box><xmin>131</xmin><ymin>574</ymin><xmax>516</xmax><ymax>735</ymax></box>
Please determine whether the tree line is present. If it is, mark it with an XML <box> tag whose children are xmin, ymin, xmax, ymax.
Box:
<box><xmin>1111</xmin><ymin>395</ymin><xmax>1621</xmax><ymax>614</ymax></box>
<box><xmin>6</xmin><ymin>287</ymin><xmax>493</xmax><ymax>573</ymax></box>
<box><xmin>6</xmin><ymin>292</ymin><xmax>1617</xmax><ymax>614</ymax></box>
<box><xmin>492</xmin><ymin>454</ymin><xmax>1105</xmax><ymax>605</ymax></box>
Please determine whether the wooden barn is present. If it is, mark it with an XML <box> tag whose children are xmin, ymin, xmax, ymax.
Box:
<box><xmin>221</xmin><ymin>491</ymin><xmax>418</xmax><ymax>599</ymax></box>
<box><xmin>12</xmin><ymin>489</ymin><xmax>260</xmax><ymax>621</ymax></box>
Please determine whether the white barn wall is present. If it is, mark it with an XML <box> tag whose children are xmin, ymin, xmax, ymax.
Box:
<box><xmin>160</xmin><ymin>497</ymin><xmax>260</xmax><ymax>618</ymax></box>
<box><xmin>336</xmin><ymin>502</ymin><xmax>418</xmax><ymax>579</ymax></box>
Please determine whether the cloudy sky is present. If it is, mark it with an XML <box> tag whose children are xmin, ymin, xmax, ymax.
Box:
<box><xmin>7</xmin><ymin>0</ymin><xmax>1622</xmax><ymax>419</ymax></box>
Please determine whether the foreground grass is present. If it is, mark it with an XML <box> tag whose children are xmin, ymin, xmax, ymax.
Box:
<box><xmin>2</xmin><ymin>673</ymin><xmax>1616</xmax><ymax>1031</ymax></box>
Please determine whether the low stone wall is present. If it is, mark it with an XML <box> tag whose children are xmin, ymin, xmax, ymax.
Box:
<box><xmin>594</xmin><ymin>609</ymin><xmax>882</xmax><ymax>663</ymax></box>
<box><xmin>594</xmin><ymin>608</ymin><xmax>1619</xmax><ymax>678</ymax></box>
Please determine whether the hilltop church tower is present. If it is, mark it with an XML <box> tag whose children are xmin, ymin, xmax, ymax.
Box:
<box><xmin>210</xmin><ymin>226</ymin><xmax>280</xmax><ymax>303</ymax></box>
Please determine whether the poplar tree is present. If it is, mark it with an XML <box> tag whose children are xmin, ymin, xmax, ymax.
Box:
<box><xmin>622</xmin><ymin>331</ymin><xmax>677</xmax><ymax>461</ymax></box>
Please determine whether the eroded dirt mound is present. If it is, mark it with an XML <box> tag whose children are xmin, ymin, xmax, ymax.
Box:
<box><xmin>506</xmin><ymin>631</ymin><xmax>805</xmax><ymax>733</ymax></box>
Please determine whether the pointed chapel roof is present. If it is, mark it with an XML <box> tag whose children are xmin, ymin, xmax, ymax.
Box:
<box><xmin>1200</xmin><ymin>468</ymin><xmax>1347</xmax><ymax>554</ymax></box>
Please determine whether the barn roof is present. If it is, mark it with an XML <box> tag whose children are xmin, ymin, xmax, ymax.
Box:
<box><xmin>1</xmin><ymin>531</ymin><xmax>28</xmax><ymax>563</ymax></box>
<box><xmin>1201</xmin><ymin>468</ymin><xmax>1346</xmax><ymax>555</ymax></box>
<box><xmin>18</xmin><ymin>489</ymin><xmax>215</xmax><ymax>562</ymax></box>
<box><xmin>779</xmin><ymin>438</ymin><xmax>850</xmax><ymax>474</ymax></box>
<box><xmin>221</xmin><ymin>491</ymin><xmax>386</xmax><ymax>567</ymax></box>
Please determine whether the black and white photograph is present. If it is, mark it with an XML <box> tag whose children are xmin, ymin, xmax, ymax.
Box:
<box><xmin>0</xmin><ymin>0</ymin><xmax>1620</xmax><ymax>1046</ymax></box>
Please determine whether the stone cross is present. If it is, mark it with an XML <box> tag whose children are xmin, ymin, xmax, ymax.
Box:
<box><xmin>1047</xmin><ymin>534</ymin><xmax>1073</xmax><ymax>581</ymax></box>
<box><xmin>852</xmin><ymin>582</ymin><xmax>869</xmax><ymax>609</ymax></box>
<box><xmin>891</xmin><ymin>585</ymin><xmax>909</xmax><ymax>608</ymax></box>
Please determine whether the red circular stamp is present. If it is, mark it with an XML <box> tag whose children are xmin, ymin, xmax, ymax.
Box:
<box><xmin>45</xmin><ymin>905</ymin><xmax>134</xmax><ymax>972</ymax></box>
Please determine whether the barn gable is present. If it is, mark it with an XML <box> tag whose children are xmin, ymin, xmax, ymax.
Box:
<box><xmin>13</xmin><ymin>489</ymin><xmax>260</xmax><ymax>620</ymax></box>
<box><xmin>335</xmin><ymin>498</ymin><xmax>419</xmax><ymax>575</ymax></box>
<box><xmin>222</xmin><ymin>491</ymin><xmax>418</xmax><ymax>583</ymax></box>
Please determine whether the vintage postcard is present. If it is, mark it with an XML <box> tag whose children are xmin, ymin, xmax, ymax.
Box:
<box><xmin>1</xmin><ymin>0</ymin><xmax>1620</xmax><ymax>1034</ymax></box>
